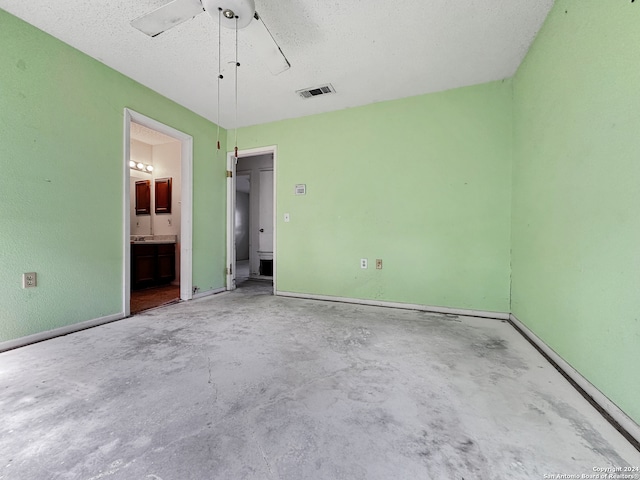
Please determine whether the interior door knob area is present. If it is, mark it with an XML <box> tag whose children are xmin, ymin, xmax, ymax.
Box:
<box><xmin>259</xmin><ymin>228</ymin><xmax>264</xmax><ymax>232</ymax></box>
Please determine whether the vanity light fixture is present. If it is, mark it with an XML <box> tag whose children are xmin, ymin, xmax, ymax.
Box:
<box><xmin>130</xmin><ymin>161</ymin><xmax>154</xmax><ymax>174</ymax></box>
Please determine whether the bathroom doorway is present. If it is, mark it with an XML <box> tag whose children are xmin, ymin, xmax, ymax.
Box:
<box><xmin>123</xmin><ymin>109</ymin><xmax>193</xmax><ymax>316</ymax></box>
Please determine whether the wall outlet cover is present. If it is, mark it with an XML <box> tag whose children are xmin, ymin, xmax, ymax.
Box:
<box><xmin>360</xmin><ymin>259</ymin><xmax>368</xmax><ymax>269</ymax></box>
<box><xmin>376</xmin><ymin>259</ymin><xmax>383</xmax><ymax>269</ymax></box>
<box><xmin>23</xmin><ymin>272</ymin><xmax>37</xmax><ymax>288</ymax></box>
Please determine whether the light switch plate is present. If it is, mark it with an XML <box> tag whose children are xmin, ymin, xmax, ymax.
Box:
<box><xmin>284</xmin><ymin>213</ymin><xmax>290</xmax><ymax>222</ymax></box>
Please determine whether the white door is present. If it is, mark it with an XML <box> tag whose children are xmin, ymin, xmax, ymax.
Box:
<box><xmin>258</xmin><ymin>169</ymin><xmax>274</xmax><ymax>255</ymax></box>
<box><xmin>226</xmin><ymin>154</ymin><xmax>237</xmax><ymax>289</ymax></box>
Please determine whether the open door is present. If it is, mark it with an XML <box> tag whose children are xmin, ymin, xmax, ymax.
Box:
<box><xmin>257</xmin><ymin>168</ymin><xmax>274</xmax><ymax>275</ymax></box>
<box><xmin>227</xmin><ymin>146</ymin><xmax>277</xmax><ymax>293</ymax></box>
<box><xmin>226</xmin><ymin>153</ymin><xmax>237</xmax><ymax>290</ymax></box>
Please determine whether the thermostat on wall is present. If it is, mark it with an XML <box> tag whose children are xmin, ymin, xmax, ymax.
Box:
<box><xmin>295</xmin><ymin>184</ymin><xmax>306</xmax><ymax>195</ymax></box>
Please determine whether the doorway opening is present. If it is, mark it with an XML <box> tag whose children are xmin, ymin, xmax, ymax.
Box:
<box><xmin>123</xmin><ymin>109</ymin><xmax>193</xmax><ymax>316</ymax></box>
<box><xmin>235</xmin><ymin>171</ymin><xmax>251</xmax><ymax>286</ymax></box>
<box><xmin>227</xmin><ymin>146</ymin><xmax>276</xmax><ymax>292</ymax></box>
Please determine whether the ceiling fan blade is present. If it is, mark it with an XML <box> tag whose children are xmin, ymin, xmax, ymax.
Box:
<box><xmin>245</xmin><ymin>12</ymin><xmax>291</xmax><ymax>75</ymax></box>
<box><xmin>131</xmin><ymin>0</ymin><xmax>204</xmax><ymax>37</ymax></box>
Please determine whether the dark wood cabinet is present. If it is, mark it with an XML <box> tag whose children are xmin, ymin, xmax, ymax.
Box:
<box><xmin>135</xmin><ymin>180</ymin><xmax>151</xmax><ymax>215</ymax></box>
<box><xmin>156</xmin><ymin>243</ymin><xmax>176</xmax><ymax>283</ymax></box>
<box><xmin>131</xmin><ymin>243</ymin><xmax>175</xmax><ymax>290</ymax></box>
<box><xmin>155</xmin><ymin>177</ymin><xmax>172</xmax><ymax>214</ymax></box>
<box><xmin>132</xmin><ymin>244</ymin><xmax>156</xmax><ymax>288</ymax></box>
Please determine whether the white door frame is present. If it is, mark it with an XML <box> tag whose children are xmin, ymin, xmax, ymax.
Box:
<box><xmin>123</xmin><ymin>109</ymin><xmax>194</xmax><ymax>315</ymax></box>
<box><xmin>227</xmin><ymin>145</ymin><xmax>277</xmax><ymax>293</ymax></box>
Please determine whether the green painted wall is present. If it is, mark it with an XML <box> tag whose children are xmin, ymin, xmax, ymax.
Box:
<box><xmin>0</xmin><ymin>10</ymin><xmax>227</xmax><ymax>342</ymax></box>
<box><xmin>512</xmin><ymin>0</ymin><xmax>640</xmax><ymax>423</ymax></box>
<box><xmin>239</xmin><ymin>81</ymin><xmax>512</xmax><ymax>313</ymax></box>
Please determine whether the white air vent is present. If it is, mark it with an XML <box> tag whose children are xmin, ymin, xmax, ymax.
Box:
<box><xmin>296</xmin><ymin>84</ymin><xmax>336</xmax><ymax>99</ymax></box>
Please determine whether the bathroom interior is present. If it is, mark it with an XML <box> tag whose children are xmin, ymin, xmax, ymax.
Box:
<box><xmin>129</xmin><ymin>122</ymin><xmax>182</xmax><ymax>313</ymax></box>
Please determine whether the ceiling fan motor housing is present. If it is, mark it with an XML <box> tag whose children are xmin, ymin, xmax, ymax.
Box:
<box><xmin>202</xmin><ymin>0</ymin><xmax>256</xmax><ymax>29</ymax></box>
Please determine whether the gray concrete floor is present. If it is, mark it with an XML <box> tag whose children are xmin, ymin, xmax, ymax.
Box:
<box><xmin>1</xmin><ymin>281</ymin><xmax>638</xmax><ymax>479</ymax></box>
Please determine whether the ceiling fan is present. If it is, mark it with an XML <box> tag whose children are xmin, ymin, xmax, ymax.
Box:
<box><xmin>131</xmin><ymin>0</ymin><xmax>290</xmax><ymax>75</ymax></box>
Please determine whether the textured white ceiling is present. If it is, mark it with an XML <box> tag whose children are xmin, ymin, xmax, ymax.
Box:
<box><xmin>1</xmin><ymin>0</ymin><xmax>554</xmax><ymax>128</ymax></box>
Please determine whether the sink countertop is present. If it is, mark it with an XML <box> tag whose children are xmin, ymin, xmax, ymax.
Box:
<box><xmin>130</xmin><ymin>235</ymin><xmax>177</xmax><ymax>244</ymax></box>
<box><xmin>131</xmin><ymin>240</ymin><xmax>176</xmax><ymax>244</ymax></box>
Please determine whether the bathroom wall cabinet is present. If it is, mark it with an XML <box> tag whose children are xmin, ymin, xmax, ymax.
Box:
<box><xmin>131</xmin><ymin>243</ymin><xmax>175</xmax><ymax>290</ymax></box>
<box><xmin>135</xmin><ymin>180</ymin><xmax>151</xmax><ymax>215</ymax></box>
<box><xmin>155</xmin><ymin>177</ymin><xmax>172</xmax><ymax>214</ymax></box>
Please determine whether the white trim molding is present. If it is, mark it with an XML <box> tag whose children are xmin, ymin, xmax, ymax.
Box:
<box><xmin>0</xmin><ymin>313</ymin><xmax>124</xmax><ymax>353</ymax></box>
<box><xmin>509</xmin><ymin>313</ymin><xmax>640</xmax><ymax>446</ymax></box>
<box><xmin>276</xmin><ymin>291</ymin><xmax>509</xmax><ymax>320</ymax></box>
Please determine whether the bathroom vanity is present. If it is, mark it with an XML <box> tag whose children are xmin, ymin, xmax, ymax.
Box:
<box><xmin>130</xmin><ymin>235</ymin><xmax>176</xmax><ymax>290</ymax></box>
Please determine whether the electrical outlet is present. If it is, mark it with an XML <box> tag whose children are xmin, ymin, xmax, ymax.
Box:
<box><xmin>23</xmin><ymin>272</ymin><xmax>37</xmax><ymax>288</ymax></box>
<box><xmin>360</xmin><ymin>258</ymin><xmax>368</xmax><ymax>269</ymax></box>
<box><xmin>376</xmin><ymin>259</ymin><xmax>383</xmax><ymax>269</ymax></box>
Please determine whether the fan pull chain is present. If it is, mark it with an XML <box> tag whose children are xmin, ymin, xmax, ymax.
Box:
<box><xmin>216</xmin><ymin>8</ymin><xmax>222</xmax><ymax>152</ymax></box>
<box><xmin>234</xmin><ymin>14</ymin><xmax>239</xmax><ymax>158</ymax></box>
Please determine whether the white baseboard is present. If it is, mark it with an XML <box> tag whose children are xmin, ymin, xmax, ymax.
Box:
<box><xmin>276</xmin><ymin>291</ymin><xmax>509</xmax><ymax>320</ymax></box>
<box><xmin>0</xmin><ymin>287</ymin><xmax>227</xmax><ymax>353</ymax></box>
<box><xmin>192</xmin><ymin>287</ymin><xmax>226</xmax><ymax>300</ymax></box>
<box><xmin>0</xmin><ymin>312</ymin><xmax>124</xmax><ymax>353</ymax></box>
<box><xmin>509</xmin><ymin>313</ymin><xmax>640</xmax><ymax>445</ymax></box>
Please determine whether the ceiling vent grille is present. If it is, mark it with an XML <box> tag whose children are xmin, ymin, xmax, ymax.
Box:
<box><xmin>296</xmin><ymin>84</ymin><xmax>336</xmax><ymax>99</ymax></box>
